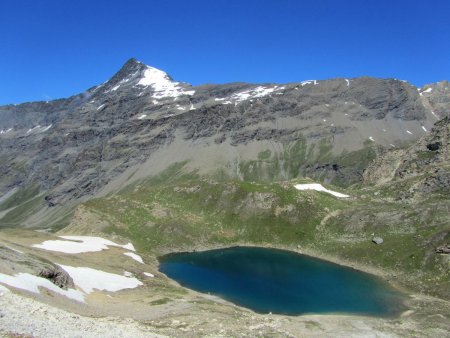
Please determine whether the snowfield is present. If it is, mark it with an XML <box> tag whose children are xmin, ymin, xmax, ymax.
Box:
<box><xmin>0</xmin><ymin>264</ymin><xmax>144</xmax><ymax>304</ymax></box>
<box><xmin>294</xmin><ymin>183</ymin><xmax>350</xmax><ymax>198</ymax></box>
<box><xmin>58</xmin><ymin>265</ymin><xmax>143</xmax><ymax>294</ymax></box>
<box><xmin>137</xmin><ymin>65</ymin><xmax>195</xmax><ymax>98</ymax></box>
<box><xmin>33</xmin><ymin>236</ymin><xmax>135</xmax><ymax>254</ymax></box>
<box><xmin>0</xmin><ymin>272</ymin><xmax>85</xmax><ymax>302</ymax></box>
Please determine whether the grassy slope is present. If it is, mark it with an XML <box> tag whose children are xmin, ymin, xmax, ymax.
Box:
<box><xmin>82</xmin><ymin>162</ymin><xmax>449</xmax><ymax>300</ymax></box>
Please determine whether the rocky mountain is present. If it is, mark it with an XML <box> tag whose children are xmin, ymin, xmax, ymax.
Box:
<box><xmin>0</xmin><ymin>58</ymin><xmax>448</xmax><ymax>228</ymax></box>
<box><xmin>1</xmin><ymin>59</ymin><xmax>450</xmax><ymax>337</ymax></box>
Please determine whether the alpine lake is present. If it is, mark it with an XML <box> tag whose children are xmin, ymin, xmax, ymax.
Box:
<box><xmin>159</xmin><ymin>247</ymin><xmax>406</xmax><ymax>317</ymax></box>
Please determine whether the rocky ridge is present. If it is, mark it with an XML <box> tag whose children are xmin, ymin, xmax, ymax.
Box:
<box><xmin>0</xmin><ymin>58</ymin><xmax>449</xmax><ymax>228</ymax></box>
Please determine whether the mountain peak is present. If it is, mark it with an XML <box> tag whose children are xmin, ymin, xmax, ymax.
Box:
<box><xmin>106</xmin><ymin>58</ymin><xmax>148</xmax><ymax>87</ymax></box>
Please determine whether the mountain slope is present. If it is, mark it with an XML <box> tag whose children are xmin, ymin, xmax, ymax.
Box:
<box><xmin>0</xmin><ymin>59</ymin><xmax>447</xmax><ymax>228</ymax></box>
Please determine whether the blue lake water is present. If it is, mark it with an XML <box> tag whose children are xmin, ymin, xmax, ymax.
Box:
<box><xmin>159</xmin><ymin>247</ymin><xmax>405</xmax><ymax>316</ymax></box>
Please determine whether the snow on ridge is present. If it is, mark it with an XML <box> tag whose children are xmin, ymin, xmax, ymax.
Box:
<box><xmin>27</xmin><ymin>125</ymin><xmax>41</xmax><ymax>134</ymax></box>
<box><xmin>33</xmin><ymin>236</ymin><xmax>135</xmax><ymax>254</ymax></box>
<box><xmin>227</xmin><ymin>85</ymin><xmax>284</xmax><ymax>103</ymax></box>
<box><xmin>26</xmin><ymin>125</ymin><xmax>52</xmax><ymax>134</ymax></box>
<box><xmin>301</xmin><ymin>80</ymin><xmax>318</xmax><ymax>86</ymax></box>
<box><xmin>0</xmin><ymin>128</ymin><xmax>13</xmax><ymax>134</ymax></box>
<box><xmin>41</xmin><ymin>124</ymin><xmax>52</xmax><ymax>132</ymax></box>
<box><xmin>294</xmin><ymin>183</ymin><xmax>350</xmax><ymax>198</ymax></box>
<box><xmin>137</xmin><ymin>114</ymin><xmax>147</xmax><ymax>120</ymax></box>
<box><xmin>345</xmin><ymin>79</ymin><xmax>350</xmax><ymax>86</ymax></box>
<box><xmin>422</xmin><ymin>87</ymin><xmax>432</xmax><ymax>93</ymax></box>
<box><xmin>137</xmin><ymin>66</ymin><xmax>195</xmax><ymax>99</ymax></box>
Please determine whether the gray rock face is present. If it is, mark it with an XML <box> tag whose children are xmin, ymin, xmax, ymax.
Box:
<box><xmin>0</xmin><ymin>59</ymin><xmax>448</xmax><ymax>227</ymax></box>
<box><xmin>419</xmin><ymin>81</ymin><xmax>450</xmax><ymax>119</ymax></box>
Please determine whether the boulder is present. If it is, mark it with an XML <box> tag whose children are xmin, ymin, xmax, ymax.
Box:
<box><xmin>39</xmin><ymin>266</ymin><xmax>74</xmax><ymax>289</ymax></box>
<box><xmin>372</xmin><ymin>237</ymin><xmax>384</xmax><ymax>245</ymax></box>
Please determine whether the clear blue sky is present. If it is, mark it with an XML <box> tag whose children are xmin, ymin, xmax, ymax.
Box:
<box><xmin>1</xmin><ymin>0</ymin><xmax>449</xmax><ymax>104</ymax></box>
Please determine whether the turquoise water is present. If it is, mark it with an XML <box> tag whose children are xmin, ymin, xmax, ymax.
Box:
<box><xmin>159</xmin><ymin>247</ymin><xmax>405</xmax><ymax>316</ymax></box>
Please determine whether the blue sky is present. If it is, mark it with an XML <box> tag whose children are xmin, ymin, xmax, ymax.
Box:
<box><xmin>0</xmin><ymin>0</ymin><xmax>449</xmax><ymax>104</ymax></box>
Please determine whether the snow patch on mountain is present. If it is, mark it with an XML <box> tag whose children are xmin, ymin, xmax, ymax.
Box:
<box><xmin>301</xmin><ymin>80</ymin><xmax>318</xmax><ymax>86</ymax></box>
<box><xmin>294</xmin><ymin>183</ymin><xmax>349</xmax><ymax>198</ymax></box>
<box><xmin>137</xmin><ymin>66</ymin><xmax>195</xmax><ymax>99</ymax></box>
<box><xmin>0</xmin><ymin>128</ymin><xmax>13</xmax><ymax>134</ymax></box>
<box><xmin>26</xmin><ymin>125</ymin><xmax>52</xmax><ymax>134</ymax></box>
<box><xmin>226</xmin><ymin>85</ymin><xmax>284</xmax><ymax>103</ymax></box>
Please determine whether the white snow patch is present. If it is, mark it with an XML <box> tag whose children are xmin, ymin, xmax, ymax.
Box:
<box><xmin>301</xmin><ymin>80</ymin><xmax>318</xmax><ymax>86</ymax></box>
<box><xmin>0</xmin><ymin>128</ymin><xmax>13</xmax><ymax>134</ymax></box>
<box><xmin>431</xmin><ymin>111</ymin><xmax>438</xmax><ymax>118</ymax></box>
<box><xmin>345</xmin><ymin>79</ymin><xmax>350</xmax><ymax>86</ymax></box>
<box><xmin>123</xmin><ymin>252</ymin><xmax>144</xmax><ymax>264</ymax></box>
<box><xmin>422</xmin><ymin>88</ymin><xmax>432</xmax><ymax>93</ymax></box>
<box><xmin>406</xmin><ymin>130</ymin><xmax>413</xmax><ymax>135</ymax></box>
<box><xmin>27</xmin><ymin>125</ymin><xmax>41</xmax><ymax>134</ymax></box>
<box><xmin>294</xmin><ymin>183</ymin><xmax>349</xmax><ymax>198</ymax></box>
<box><xmin>143</xmin><ymin>272</ymin><xmax>154</xmax><ymax>278</ymax></box>
<box><xmin>58</xmin><ymin>265</ymin><xmax>142</xmax><ymax>294</ymax></box>
<box><xmin>111</xmin><ymin>85</ymin><xmax>120</xmax><ymax>92</ymax></box>
<box><xmin>97</xmin><ymin>104</ymin><xmax>105</xmax><ymax>111</ymax></box>
<box><xmin>137</xmin><ymin>66</ymin><xmax>195</xmax><ymax>99</ymax></box>
<box><xmin>41</xmin><ymin>124</ymin><xmax>52</xmax><ymax>132</ymax></box>
<box><xmin>123</xmin><ymin>271</ymin><xmax>133</xmax><ymax>277</ymax></box>
<box><xmin>422</xmin><ymin>126</ymin><xmax>428</xmax><ymax>132</ymax></box>
<box><xmin>137</xmin><ymin>114</ymin><xmax>147</xmax><ymax>120</ymax></box>
<box><xmin>390</xmin><ymin>144</ymin><xmax>396</xmax><ymax>148</ymax></box>
<box><xmin>152</xmin><ymin>100</ymin><xmax>159</xmax><ymax>105</ymax></box>
<box><xmin>33</xmin><ymin>236</ymin><xmax>135</xmax><ymax>254</ymax></box>
<box><xmin>222</xmin><ymin>101</ymin><xmax>232</xmax><ymax>105</ymax></box>
<box><xmin>189</xmin><ymin>103</ymin><xmax>194</xmax><ymax>110</ymax></box>
<box><xmin>177</xmin><ymin>107</ymin><xmax>185</xmax><ymax>111</ymax></box>
<box><xmin>0</xmin><ymin>272</ymin><xmax>85</xmax><ymax>302</ymax></box>
<box><xmin>214</xmin><ymin>98</ymin><xmax>225</xmax><ymax>101</ymax></box>
<box><xmin>231</xmin><ymin>86</ymin><xmax>280</xmax><ymax>102</ymax></box>
<box><xmin>369</xmin><ymin>136</ymin><xmax>375</xmax><ymax>142</ymax></box>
